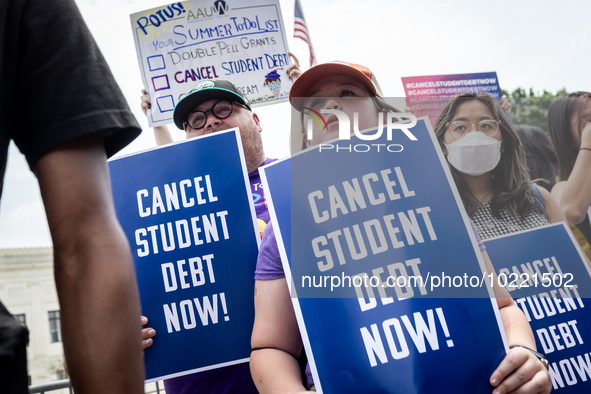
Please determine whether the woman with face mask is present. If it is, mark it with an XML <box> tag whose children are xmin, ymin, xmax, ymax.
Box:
<box><xmin>435</xmin><ymin>93</ymin><xmax>566</xmax><ymax>240</ymax></box>
<box><xmin>250</xmin><ymin>67</ymin><xmax>551</xmax><ymax>394</ymax></box>
<box><xmin>548</xmin><ymin>92</ymin><xmax>591</xmax><ymax>260</ymax></box>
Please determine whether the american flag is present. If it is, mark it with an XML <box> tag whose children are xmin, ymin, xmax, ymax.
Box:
<box><xmin>294</xmin><ymin>0</ymin><xmax>316</xmax><ymax>66</ymax></box>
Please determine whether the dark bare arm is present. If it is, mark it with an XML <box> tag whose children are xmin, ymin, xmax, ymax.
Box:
<box><xmin>36</xmin><ymin>133</ymin><xmax>144</xmax><ymax>394</ymax></box>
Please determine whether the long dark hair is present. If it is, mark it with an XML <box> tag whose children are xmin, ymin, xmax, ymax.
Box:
<box><xmin>548</xmin><ymin>92</ymin><xmax>590</xmax><ymax>181</ymax></box>
<box><xmin>515</xmin><ymin>125</ymin><xmax>558</xmax><ymax>192</ymax></box>
<box><xmin>434</xmin><ymin>93</ymin><xmax>541</xmax><ymax>219</ymax></box>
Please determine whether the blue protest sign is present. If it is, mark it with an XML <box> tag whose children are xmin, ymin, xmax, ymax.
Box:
<box><xmin>484</xmin><ymin>223</ymin><xmax>591</xmax><ymax>393</ymax></box>
<box><xmin>109</xmin><ymin>129</ymin><xmax>260</xmax><ymax>382</ymax></box>
<box><xmin>261</xmin><ymin>118</ymin><xmax>509</xmax><ymax>393</ymax></box>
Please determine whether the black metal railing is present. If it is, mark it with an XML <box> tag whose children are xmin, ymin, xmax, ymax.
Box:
<box><xmin>28</xmin><ymin>379</ymin><xmax>71</xmax><ymax>394</ymax></box>
<box><xmin>28</xmin><ymin>380</ymin><xmax>163</xmax><ymax>394</ymax></box>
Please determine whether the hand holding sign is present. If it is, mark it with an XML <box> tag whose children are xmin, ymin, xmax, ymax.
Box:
<box><xmin>490</xmin><ymin>347</ymin><xmax>551</xmax><ymax>394</ymax></box>
<box><xmin>140</xmin><ymin>89</ymin><xmax>175</xmax><ymax>146</ymax></box>
<box><xmin>287</xmin><ymin>52</ymin><xmax>302</xmax><ymax>80</ymax></box>
<box><xmin>141</xmin><ymin>316</ymin><xmax>156</xmax><ymax>350</ymax></box>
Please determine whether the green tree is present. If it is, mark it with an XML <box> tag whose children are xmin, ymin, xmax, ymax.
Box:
<box><xmin>501</xmin><ymin>88</ymin><xmax>568</xmax><ymax>134</ymax></box>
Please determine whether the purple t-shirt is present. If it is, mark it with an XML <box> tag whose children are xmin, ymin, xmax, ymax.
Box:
<box><xmin>251</xmin><ymin>158</ymin><xmax>276</xmax><ymax>223</ymax></box>
<box><xmin>163</xmin><ymin>158</ymin><xmax>275</xmax><ymax>394</ymax></box>
<box><xmin>254</xmin><ymin>219</ymin><xmax>486</xmax><ymax>388</ymax></box>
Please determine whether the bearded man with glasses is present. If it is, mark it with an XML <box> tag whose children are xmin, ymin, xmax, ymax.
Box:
<box><xmin>176</xmin><ymin>80</ymin><xmax>267</xmax><ymax>177</ymax></box>
<box><xmin>140</xmin><ymin>79</ymin><xmax>275</xmax><ymax>394</ymax></box>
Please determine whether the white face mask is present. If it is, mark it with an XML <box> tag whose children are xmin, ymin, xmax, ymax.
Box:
<box><xmin>444</xmin><ymin>131</ymin><xmax>502</xmax><ymax>176</ymax></box>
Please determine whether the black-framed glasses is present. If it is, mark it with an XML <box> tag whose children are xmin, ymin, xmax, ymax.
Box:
<box><xmin>446</xmin><ymin>119</ymin><xmax>499</xmax><ymax>139</ymax></box>
<box><xmin>184</xmin><ymin>101</ymin><xmax>247</xmax><ymax>130</ymax></box>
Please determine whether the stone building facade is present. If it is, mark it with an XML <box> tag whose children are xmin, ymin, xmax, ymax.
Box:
<box><xmin>1</xmin><ymin>247</ymin><xmax>164</xmax><ymax>393</ymax></box>
<box><xmin>0</xmin><ymin>247</ymin><xmax>67</xmax><ymax>386</ymax></box>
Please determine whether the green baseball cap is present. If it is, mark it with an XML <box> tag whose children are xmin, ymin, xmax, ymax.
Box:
<box><xmin>173</xmin><ymin>80</ymin><xmax>251</xmax><ymax>129</ymax></box>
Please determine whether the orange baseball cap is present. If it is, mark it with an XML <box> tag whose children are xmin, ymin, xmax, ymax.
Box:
<box><xmin>289</xmin><ymin>61</ymin><xmax>383</xmax><ymax>107</ymax></box>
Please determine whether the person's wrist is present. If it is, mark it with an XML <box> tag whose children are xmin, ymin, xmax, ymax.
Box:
<box><xmin>509</xmin><ymin>345</ymin><xmax>549</xmax><ymax>370</ymax></box>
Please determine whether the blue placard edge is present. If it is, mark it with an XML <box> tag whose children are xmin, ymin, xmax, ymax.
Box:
<box><xmin>259</xmin><ymin>116</ymin><xmax>510</xmax><ymax>393</ymax></box>
<box><xmin>485</xmin><ymin>221</ymin><xmax>591</xmax><ymax>279</ymax></box>
<box><xmin>108</xmin><ymin>128</ymin><xmax>261</xmax><ymax>383</ymax></box>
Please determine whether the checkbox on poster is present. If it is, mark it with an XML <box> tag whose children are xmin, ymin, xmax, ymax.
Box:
<box><xmin>147</xmin><ymin>55</ymin><xmax>165</xmax><ymax>71</ymax></box>
<box><xmin>156</xmin><ymin>95</ymin><xmax>175</xmax><ymax>112</ymax></box>
<box><xmin>152</xmin><ymin>75</ymin><xmax>170</xmax><ymax>91</ymax></box>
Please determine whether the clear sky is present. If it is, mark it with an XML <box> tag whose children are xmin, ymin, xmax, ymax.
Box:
<box><xmin>1</xmin><ymin>0</ymin><xmax>590</xmax><ymax>248</ymax></box>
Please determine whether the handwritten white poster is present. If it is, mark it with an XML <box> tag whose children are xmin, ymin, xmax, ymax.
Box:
<box><xmin>131</xmin><ymin>0</ymin><xmax>292</xmax><ymax>126</ymax></box>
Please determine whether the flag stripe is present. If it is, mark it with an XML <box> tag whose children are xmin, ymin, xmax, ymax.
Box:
<box><xmin>294</xmin><ymin>0</ymin><xmax>316</xmax><ymax>66</ymax></box>
<box><xmin>294</xmin><ymin>28</ymin><xmax>310</xmax><ymax>39</ymax></box>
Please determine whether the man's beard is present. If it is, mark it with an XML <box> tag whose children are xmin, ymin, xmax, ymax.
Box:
<box><xmin>206</xmin><ymin>122</ymin><xmax>264</xmax><ymax>172</ymax></box>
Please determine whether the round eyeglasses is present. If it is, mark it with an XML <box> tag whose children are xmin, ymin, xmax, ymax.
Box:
<box><xmin>184</xmin><ymin>101</ymin><xmax>247</xmax><ymax>130</ymax></box>
<box><xmin>446</xmin><ymin>119</ymin><xmax>499</xmax><ymax>139</ymax></box>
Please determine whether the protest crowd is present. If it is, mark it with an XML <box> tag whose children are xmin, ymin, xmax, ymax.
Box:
<box><xmin>2</xmin><ymin>0</ymin><xmax>590</xmax><ymax>393</ymax></box>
